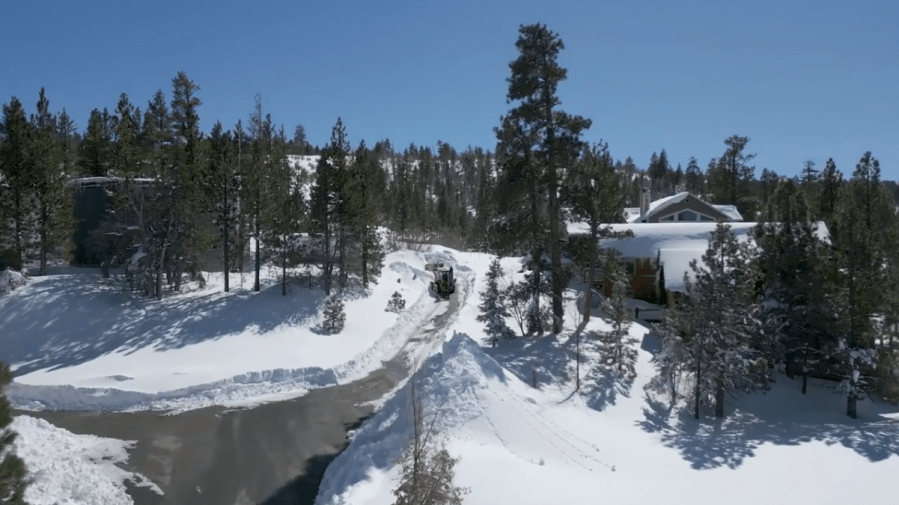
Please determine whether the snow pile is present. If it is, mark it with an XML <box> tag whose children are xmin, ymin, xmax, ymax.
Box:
<box><xmin>315</xmin><ymin>332</ymin><xmax>506</xmax><ymax>505</ymax></box>
<box><xmin>0</xmin><ymin>268</ymin><xmax>26</xmax><ymax>295</ymax></box>
<box><xmin>11</xmin><ymin>415</ymin><xmax>161</xmax><ymax>505</ymax></box>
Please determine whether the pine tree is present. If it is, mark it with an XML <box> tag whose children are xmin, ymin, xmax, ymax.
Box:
<box><xmin>29</xmin><ymin>88</ymin><xmax>75</xmax><ymax>275</ymax></box>
<box><xmin>499</xmin><ymin>23</ymin><xmax>592</xmax><ymax>333</ymax></box>
<box><xmin>0</xmin><ymin>97</ymin><xmax>33</xmax><ymax>270</ymax></box>
<box><xmin>818</xmin><ymin>158</ymin><xmax>842</xmax><ymax>225</ymax></box>
<box><xmin>322</xmin><ymin>296</ymin><xmax>346</xmax><ymax>334</ymax></box>
<box><xmin>755</xmin><ymin>180</ymin><xmax>830</xmax><ymax>394</ymax></box>
<box><xmin>684</xmin><ymin>156</ymin><xmax>703</xmax><ymax>197</ymax></box>
<box><xmin>566</xmin><ymin>142</ymin><xmax>628</xmax><ymax>323</ymax></box>
<box><xmin>801</xmin><ymin>159</ymin><xmax>819</xmax><ymax>188</ymax></box>
<box><xmin>345</xmin><ymin>141</ymin><xmax>386</xmax><ymax>288</ymax></box>
<box><xmin>167</xmin><ymin>71</ymin><xmax>208</xmax><ymax>292</ymax></box>
<box><xmin>0</xmin><ymin>361</ymin><xmax>29</xmax><ymax>504</ymax></box>
<box><xmin>310</xmin><ymin>118</ymin><xmax>351</xmax><ymax>295</ymax></box>
<box><xmin>78</xmin><ymin>108</ymin><xmax>112</xmax><ymax>177</ymax></box>
<box><xmin>828</xmin><ymin>152</ymin><xmax>895</xmax><ymax>417</ymax></box>
<box><xmin>477</xmin><ymin>258</ymin><xmax>512</xmax><ymax>343</ymax></box>
<box><xmin>206</xmin><ymin>121</ymin><xmax>239</xmax><ymax>292</ymax></box>
<box><xmin>650</xmin><ymin>224</ymin><xmax>763</xmax><ymax>419</ymax></box>
<box><xmin>597</xmin><ymin>250</ymin><xmax>636</xmax><ymax>377</ymax></box>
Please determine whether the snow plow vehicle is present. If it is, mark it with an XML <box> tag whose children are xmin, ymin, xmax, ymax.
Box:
<box><xmin>426</xmin><ymin>263</ymin><xmax>455</xmax><ymax>296</ymax></box>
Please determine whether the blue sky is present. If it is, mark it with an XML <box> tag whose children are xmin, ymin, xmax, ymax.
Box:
<box><xmin>3</xmin><ymin>0</ymin><xmax>896</xmax><ymax>178</ymax></box>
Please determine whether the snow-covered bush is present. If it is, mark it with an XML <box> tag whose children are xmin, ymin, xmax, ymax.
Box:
<box><xmin>386</xmin><ymin>291</ymin><xmax>406</xmax><ymax>313</ymax></box>
<box><xmin>0</xmin><ymin>268</ymin><xmax>27</xmax><ymax>295</ymax></box>
<box><xmin>322</xmin><ymin>296</ymin><xmax>346</xmax><ymax>334</ymax></box>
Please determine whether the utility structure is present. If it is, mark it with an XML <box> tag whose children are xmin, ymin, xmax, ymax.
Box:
<box><xmin>425</xmin><ymin>263</ymin><xmax>455</xmax><ymax>296</ymax></box>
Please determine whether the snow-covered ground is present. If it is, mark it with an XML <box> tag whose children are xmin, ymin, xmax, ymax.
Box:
<box><xmin>314</xmin><ymin>250</ymin><xmax>899</xmax><ymax>505</ymax></box>
<box><xmin>12</xmin><ymin>415</ymin><xmax>160</xmax><ymax>505</ymax></box>
<box><xmin>1</xmin><ymin>248</ymin><xmax>470</xmax><ymax>411</ymax></box>
<box><xmin>3</xmin><ymin>244</ymin><xmax>899</xmax><ymax>505</ymax></box>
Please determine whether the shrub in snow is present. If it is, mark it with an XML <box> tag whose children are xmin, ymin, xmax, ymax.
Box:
<box><xmin>477</xmin><ymin>258</ymin><xmax>513</xmax><ymax>343</ymax></box>
<box><xmin>386</xmin><ymin>291</ymin><xmax>406</xmax><ymax>313</ymax></box>
<box><xmin>322</xmin><ymin>296</ymin><xmax>346</xmax><ymax>334</ymax></box>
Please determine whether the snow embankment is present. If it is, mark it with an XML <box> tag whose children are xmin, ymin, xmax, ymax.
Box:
<box><xmin>316</xmin><ymin>331</ymin><xmax>612</xmax><ymax>505</ymax></box>
<box><xmin>12</xmin><ymin>415</ymin><xmax>161</xmax><ymax>505</ymax></box>
<box><xmin>2</xmin><ymin>249</ymin><xmax>469</xmax><ymax>412</ymax></box>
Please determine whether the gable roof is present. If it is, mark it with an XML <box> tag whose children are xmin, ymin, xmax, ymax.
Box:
<box><xmin>623</xmin><ymin>192</ymin><xmax>743</xmax><ymax>223</ymax></box>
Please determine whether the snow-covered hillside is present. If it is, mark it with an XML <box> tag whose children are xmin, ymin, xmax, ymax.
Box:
<box><xmin>2</xmin><ymin>245</ymin><xmax>899</xmax><ymax>505</ymax></box>
<box><xmin>317</xmin><ymin>284</ymin><xmax>899</xmax><ymax>505</ymax></box>
<box><xmin>1</xmin><ymin>249</ymin><xmax>469</xmax><ymax>412</ymax></box>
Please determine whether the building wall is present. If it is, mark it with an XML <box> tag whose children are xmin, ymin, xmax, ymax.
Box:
<box><xmin>599</xmin><ymin>257</ymin><xmax>659</xmax><ymax>304</ymax></box>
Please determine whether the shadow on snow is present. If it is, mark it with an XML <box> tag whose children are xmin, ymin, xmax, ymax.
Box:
<box><xmin>0</xmin><ymin>273</ymin><xmax>329</xmax><ymax>376</ymax></box>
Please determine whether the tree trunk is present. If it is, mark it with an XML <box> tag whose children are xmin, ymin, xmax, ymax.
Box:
<box><xmin>223</xmin><ymin>178</ymin><xmax>230</xmax><ymax>293</ymax></box>
<box><xmin>254</xmin><ymin>222</ymin><xmax>260</xmax><ymax>292</ymax></box>
<box><xmin>583</xmin><ymin>259</ymin><xmax>593</xmax><ymax>324</ymax></box>
<box><xmin>847</xmin><ymin>394</ymin><xmax>857</xmax><ymax>419</ymax></box>
<box><xmin>715</xmin><ymin>379</ymin><xmax>724</xmax><ymax>418</ymax></box>
<box><xmin>361</xmin><ymin>226</ymin><xmax>369</xmax><ymax>288</ymax></box>
<box><xmin>281</xmin><ymin>242</ymin><xmax>287</xmax><ymax>296</ymax></box>
<box><xmin>802</xmin><ymin>375</ymin><xmax>807</xmax><ymax>395</ymax></box>
<box><xmin>694</xmin><ymin>357</ymin><xmax>701</xmax><ymax>420</ymax></box>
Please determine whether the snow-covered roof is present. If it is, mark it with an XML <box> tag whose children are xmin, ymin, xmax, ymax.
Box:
<box><xmin>623</xmin><ymin>192</ymin><xmax>743</xmax><ymax>223</ymax></box>
<box><xmin>712</xmin><ymin>204</ymin><xmax>742</xmax><ymax>221</ymax></box>
<box><xmin>658</xmin><ymin>248</ymin><xmax>707</xmax><ymax>292</ymax></box>
<box><xmin>567</xmin><ymin>221</ymin><xmax>830</xmax><ymax>293</ymax></box>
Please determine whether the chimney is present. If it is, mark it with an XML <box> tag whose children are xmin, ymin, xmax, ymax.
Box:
<box><xmin>640</xmin><ymin>187</ymin><xmax>650</xmax><ymax>220</ymax></box>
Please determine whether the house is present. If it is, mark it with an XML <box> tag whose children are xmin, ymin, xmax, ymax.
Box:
<box><xmin>568</xmin><ymin>220</ymin><xmax>830</xmax><ymax>307</ymax></box>
<box><xmin>623</xmin><ymin>190</ymin><xmax>742</xmax><ymax>223</ymax></box>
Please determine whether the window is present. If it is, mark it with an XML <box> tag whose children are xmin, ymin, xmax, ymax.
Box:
<box><xmin>619</xmin><ymin>260</ymin><xmax>635</xmax><ymax>275</ymax></box>
<box><xmin>678</xmin><ymin>210</ymin><xmax>698</xmax><ymax>221</ymax></box>
<box><xmin>700</xmin><ymin>215</ymin><xmax>715</xmax><ymax>221</ymax></box>
<box><xmin>660</xmin><ymin>214</ymin><xmax>675</xmax><ymax>222</ymax></box>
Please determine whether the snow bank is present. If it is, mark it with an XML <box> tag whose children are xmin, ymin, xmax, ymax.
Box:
<box><xmin>12</xmin><ymin>415</ymin><xmax>161</xmax><ymax>505</ymax></box>
<box><xmin>315</xmin><ymin>332</ymin><xmax>504</xmax><ymax>505</ymax></box>
<box><xmin>0</xmin><ymin>268</ymin><xmax>26</xmax><ymax>295</ymax></box>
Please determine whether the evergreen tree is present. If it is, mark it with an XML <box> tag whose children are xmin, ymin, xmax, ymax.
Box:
<box><xmin>268</xmin><ymin>125</ymin><xmax>304</xmax><ymax>296</ymax></box>
<box><xmin>0</xmin><ymin>361</ymin><xmax>28</xmax><ymax>504</ymax></box>
<box><xmin>684</xmin><ymin>156</ymin><xmax>703</xmax><ymax>196</ymax></box>
<box><xmin>828</xmin><ymin>152</ymin><xmax>896</xmax><ymax>417</ymax></box>
<box><xmin>499</xmin><ymin>23</ymin><xmax>592</xmax><ymax>333</ymax></box>
<box><xmin>322</xmin><ymin>295</ymin><xmax>346</xmax><ymax>334</ymax></box>
<box><xmin>78</xmin><ymin>108</ymin><xmax>112</xmax><ymax>176</ymax></box>
<box><xmin>243</xmin><ymin>95</ymin><xmax>275</xmax><ymax>292</ymax></box>
<box><xmin>310</xmin><ymin>118</ymin><xmax>351</xmax><ymax>295</ymax></box>
<box><xmin>55</xmin><ymin>108</ymin><xmax>78</xmax><ymax>175</ymax></box>
<box><xmin>801</xmin><ymin>159</ymin><xmax>819</xmax><ymax>188</ymax></box>
<box><xmin>650</xmin><ymin>224</ymin><xmax>763</xmax><ymax>419</ymax></box>
<box><xmin>29</xmin><ymin>88</ymin><xmax>75</xmax><ymax>275</ymax></box>
<box><xmin>206</xmin><ymin>121</ymin><xmax>239</xmax><ymax>292</ymax></box>
<box><xmin>565</xmin><ymin>141</ymin><xmax>628</xmax><ymax>322</ymax></box>
<box><xmin>818</xmin><ymin>158</ymin><xmax>842</xmax><ymax>225</ymax></box>
<box><xmin>597</xmin><ymin>250</ymin><xmax>636</xmax><ymax>377</ymax></box>
<box><xmin>755</xmin><ymin>180</ymin><xmax>830</xmax><ymax>394</ymax></box>
<box><xmin>0</xmin><ymin>97</ymin><xmax>33</xmax><ymax>269</ymax></box>
<box><xmin>345</xmin><ymin>141</ymin><xmax>386</xmax><ymax>288</ymax></box>
<box><xmin>477</xmin><ymin>258</ymin><xmax>513</xmax><ymax>343</ymax></box>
